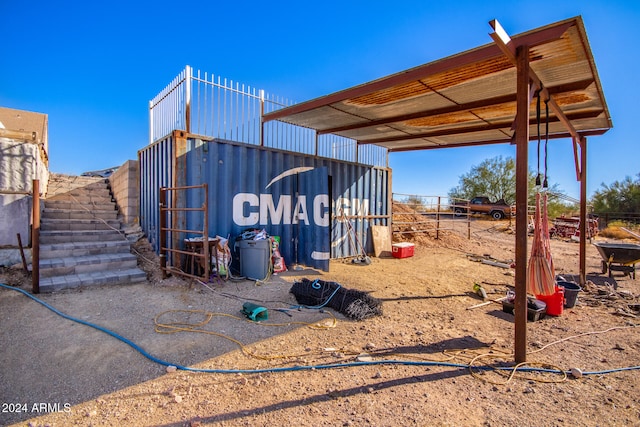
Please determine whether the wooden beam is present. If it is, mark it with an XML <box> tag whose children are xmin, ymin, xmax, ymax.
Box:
<box><xmin>572</xmin><ymin>136</ymin><xmax>582</xmax><ymax>181</ymax></box>
<box><xmin>318</xmin><ymin>93</ymin><xmax>517</xmax><ymax>135</ymax></box>
<box><xmin>490</xmin><ymin>19</ymin><xmax>582</xmax><ymax>143</ymax></box>
<box><xmin>358</xmin><ymin>110</ymin><xmax>602</xmax><ymax>146</ymax></box>
<box><xmin>384</xmin><ymin>128</ymin><xmax>608</xmax><ymax>152</ymax></box>
<box><xmin>318</xmin><ymin>79</ymin><xmax>594</xmax><ymax>136</ymax></box>
<box><xmin>0</xmin><ymin>128</ymin><xmax>38</xmax><ymax>142</ymax></box>
<box><xmin>514</xmin><ymin>44</ymin><xmax>530</xmax><ymax>364</ymax></box>
<box><xmin>579</xmin><ymin>137</ymin><xmax>588</xmax><ymax>286</ymax></box>
<box><xmin>489</xmin><ymin>19</ymin><xmax>517</xmax><ymax>61</ymax></box>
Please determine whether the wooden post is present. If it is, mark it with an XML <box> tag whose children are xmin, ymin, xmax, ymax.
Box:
<box><xmin>436</xmin><ymin>196</ymin><xmax>441</xmax><ymax>240</ymax></box>
<box><xmin>17</xmin><ymin>233</ymin><xmax>28</xmax><ymax>272</ymax></box>
<box><xmin>514</xmin><ymin>45</ymin><xmax>531</xmax><ymax>363</ymax></box>
<box><xmin>579</xmin><ymin>137</ymin><xmax>587</xmax><ymax>286</ymax></box>
<box><xmin>467</xmin><ymin>208</ymin><xmax>471</xmax><ymax>240</ymax></box>
<box><xmin>32</xmin><ymin>179</ymin><xmax>40</xmax><ymax>294</ymax></box>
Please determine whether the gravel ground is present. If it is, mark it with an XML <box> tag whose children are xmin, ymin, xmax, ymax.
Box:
<box><xmin>2</xmin><ymin>221</ymin><xmax>640</xmax><ymax>426</ymax></box>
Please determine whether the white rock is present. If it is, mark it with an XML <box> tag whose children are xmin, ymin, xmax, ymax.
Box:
<box><xmin>569</xmin><ymin>367</ymin><xmax>583</xmax><ymax>378</ymax></box>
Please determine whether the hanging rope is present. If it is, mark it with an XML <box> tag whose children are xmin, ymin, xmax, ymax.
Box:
<box><xmin>542</xmin><ymin>192</ymin><xmax>555</xmax><ymax>279</ymax></box>
<box><xmin>543</xmin><ymin>98</ymin><xmax>550</xmax><ymax>188</ymax></box>
<box><xmin>527</xmin><ymin>193</ymin><xmax>556</xmax><ymax>295</ymax></box>
<box><xmin>528</xmin><ymin>88</ymin><xmax>555</xmax><ymax>296</ymax></box>
<box><xmin>535</xmin><ymin>89</ymin><xmax>542</xmax><ymax>187</ymax></box>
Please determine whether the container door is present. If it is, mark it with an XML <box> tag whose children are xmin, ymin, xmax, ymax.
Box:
<box><xmin>296</xmin><ymin>166</ymin><xmax>330</xmax><ymax>271</ymax></box>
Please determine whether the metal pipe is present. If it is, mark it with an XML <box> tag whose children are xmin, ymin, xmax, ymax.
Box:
<box><xmin>436</xmin><ymin>196</ymin><xmax>441</xmax><ymax>240</ymax></box>
<box><xmin>185</xmin><ymin>65</ymin><xmax>192</xmax><ymax>134</ymax></box>
<box><xmin>514</xmin><ymin>45</ymin><xmax>531</xmax><ymax>363</ymax></box>
<box><xmin>579</xmin><ymin>137</ymin><xmax>587</xmax><ymax>285</ymax></box>
<box><xmin>160</xmin><ymin>227</ymin><xmax>207</xmax><ymax>235</ymax></box>
<box><xmin>32</xmin><ymin>179</ymin><xmax>40</xmax><ymax>294</ymax></box>
<box><xmin>203</xmin><ymin>183</ymin><xmax>209</xmax><ymax>281</ymax></box>
<box><xmin>159</xmin><ymin>188</ymin><xmax>167</xmax><ymax>279</ymax></box>
<box><xmin>149</xmin><ymin>100</ymin><xmax>153</xmax><ymax>145</ymax></box>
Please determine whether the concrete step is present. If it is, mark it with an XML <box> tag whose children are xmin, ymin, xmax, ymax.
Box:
<box><xmin>43</xmin><ymin>200</ymin><xmax>116</xmax><ymax>212</ymax></box>
<box><xmin>47</xmin><ymin>174</ymin><xmax>107</xmax><ymax>189</ymax></box>
<box><xmin>47</xmin><ymin>182</ymin><xmax>110</xmax><ymax>194</ymax></box>
<box><xmin>40</xmin><ymin>230</ymin><xmax>127</xmax><ymax>244</ymax></box>
<box><xmin>46</xmin><ymin>193</ymin><xmax>114</xmax><ymax>204</ymax></box>
<box><xmin>40</xmin><ymin>240</ymin><xmax>132</xmax><ymax>258</ymax></box>
<box><xmin>42</xmin><ymin>208</ymin><xmax>118</xmax><ymax>220</ymax></box>
<box><xmin>38</xmin><ymin>268</ymin><xmax>147</xmax><ymax>292</ymax></box>
<box><xmin>36</xmin><ymin>173</ymin><xmax>147</xmax><ymax>293</ymax></box>
<box><xmin>40</xmin><ymin>218</ymin><xmax>122</xmax><ymax>232</ymax></box>
<box><xmin>39</xmin><ymin>253</ymin><xmax>138</xmax><ymax>278</ymax></box>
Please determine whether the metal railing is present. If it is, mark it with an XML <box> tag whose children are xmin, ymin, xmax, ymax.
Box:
<box><xmin>149</xmin><ymin>65</ymin><xmax>388</xmax><ymax>167</ymax></box>
<box><xmin>159</xmin><ymin>184</ymin><xmax>211</xmax><ymax>282</ymax></box>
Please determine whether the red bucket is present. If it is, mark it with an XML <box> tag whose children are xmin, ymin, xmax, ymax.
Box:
<box><xmin>536</xmin><ymin>285</ymin><xmax>564</xmax><ymax>316</ymax></box>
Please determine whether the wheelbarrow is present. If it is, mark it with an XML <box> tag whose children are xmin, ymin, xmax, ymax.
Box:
<box><xmin>592</xmin><ymin>242</ymin><xmax>640</xmax><ymax>279</ymax></box>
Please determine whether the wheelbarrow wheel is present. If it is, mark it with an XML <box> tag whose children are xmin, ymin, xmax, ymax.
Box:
<box><xmin>601</xmin><ymin>260</ymin><xmax>608</xmax><ymax>274</ymax></box>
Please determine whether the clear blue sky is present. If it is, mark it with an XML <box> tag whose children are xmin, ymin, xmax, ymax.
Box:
<box><xmin>1</xmin><ymin>0</ymin><xmax>637</xmax><ymax>200</ymax></box>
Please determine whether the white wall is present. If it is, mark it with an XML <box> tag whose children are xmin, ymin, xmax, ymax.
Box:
<box><xmin>0</xmin><ymin>137</ymin><xmax>49</xmax><ymax>253</ymax></box>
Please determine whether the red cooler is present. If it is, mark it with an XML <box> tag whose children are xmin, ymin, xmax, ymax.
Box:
<box><xmin>392</xmin><ymin>242</ymin><xmax>415</xmax><ymax>258</ymax></box>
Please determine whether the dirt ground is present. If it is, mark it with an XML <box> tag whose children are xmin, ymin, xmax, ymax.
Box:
<box><xmin>1</xmin><ymin>218</ymin><xmax>639</xmax><ymax>427</ymax></box>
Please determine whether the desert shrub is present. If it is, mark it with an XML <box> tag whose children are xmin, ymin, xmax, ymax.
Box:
<box><xmin>599</xmin><ymin>221</ymin><xmax>640</xmax><ymax>239</ymax></box>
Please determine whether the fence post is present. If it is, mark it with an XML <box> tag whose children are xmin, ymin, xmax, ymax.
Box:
<box><xmin>32</xmin><ymin>179</ymin><xmax>40</xmax><ymax>294</ymax></box>
<box><xmin>185</xmin><ymin>65</ymin><xmax>192</xmax><ymax>134</ymax></box>
<box><xmin>467</xmin><ymin>201</ymin><xmax>471</xmax><ymax>239</ymax></box>
<box><xmin>436</xmin><ymin>196</ymin><xmax>441</xmax><ymax>240</ymax></box>
<box><xmin>148</xmin><ymin>100</ymin><xmax>154</xmax><ymax>145</ymax></box>
<box><xmin>259</xmin><ymin>89</ymin><xmax>265</xmax><ymax>146</ymax></box>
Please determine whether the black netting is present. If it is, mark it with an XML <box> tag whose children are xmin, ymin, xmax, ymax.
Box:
<box><xmin>290</xmin><ymin>278</ymin><xmax>383</xmax><ymax>321</ymax></box>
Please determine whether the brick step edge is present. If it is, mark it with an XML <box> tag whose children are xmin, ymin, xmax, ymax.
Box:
<box><xmin>37</xmin><ymin>268</ymin><xmax>147</xmax><ymax>292</ymax></box>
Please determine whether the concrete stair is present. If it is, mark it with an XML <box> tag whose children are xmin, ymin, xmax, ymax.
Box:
<box><xmin>37</xmin><ymin>174</ymin><xmax>147</xmax><ymax>292</ymax></box>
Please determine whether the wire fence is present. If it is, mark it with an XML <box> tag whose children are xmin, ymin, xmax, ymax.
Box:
<box><xmin>392</xmin><ymin>193</ymin><xmax>471</xmax><ymax>240</ymax></box>
<box><xmin>594</xmin><ymin>212</ymin><xmax>640</xmax><ymax>228</ymax></box>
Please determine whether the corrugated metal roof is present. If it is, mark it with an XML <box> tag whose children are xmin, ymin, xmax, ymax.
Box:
<box><xmin>263</xmin><ymin>17</ymin><xmax>612</xmax><ymax>152</ymax></box>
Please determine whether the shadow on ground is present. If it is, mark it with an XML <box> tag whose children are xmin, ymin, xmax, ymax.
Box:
<box><xmin>0</xmin><ymin>274</ymin><xmax>329</xmax><ymax>425</ymax></box>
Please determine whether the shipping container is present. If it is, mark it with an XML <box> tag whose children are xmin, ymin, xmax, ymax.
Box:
<box><xmin>139</xmin><ymin>133</ymin><xmax>391</xmax><ymax>272</ymax></box>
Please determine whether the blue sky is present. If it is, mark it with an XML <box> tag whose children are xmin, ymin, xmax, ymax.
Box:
<box><xmin>1</xmin><ymin>0</ymin><xmax>637</xmax><ymax>200</ymax></box>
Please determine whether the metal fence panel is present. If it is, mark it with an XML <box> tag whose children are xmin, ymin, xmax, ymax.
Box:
<box><xmin>149</xmin><ymin>66</ymin><xmax>388</xmax><ymax>167</ymax></box>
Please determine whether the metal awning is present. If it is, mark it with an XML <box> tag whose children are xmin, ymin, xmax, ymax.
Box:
<box><xmin>263</xmin><ymin>16</ymin><xmax>612</xmax><ymax>152</ymax></box>
<box><xmin>263</xmin><ymin>16</ymin><xmax>613</xmax><ymax>365</ymax></box>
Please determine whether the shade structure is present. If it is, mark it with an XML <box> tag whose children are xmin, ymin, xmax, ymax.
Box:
<box><xmin>263</xmin><ymin>16</ymin><xmax>611</xmax><ymax>152</ymax></box>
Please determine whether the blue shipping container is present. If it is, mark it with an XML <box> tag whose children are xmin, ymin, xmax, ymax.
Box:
<box><xmin>139</xmin><ymin>134</ymin><xmax>390</xmax><ymax>272</ymax></box>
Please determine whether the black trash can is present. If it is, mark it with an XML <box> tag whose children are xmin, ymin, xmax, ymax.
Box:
<box><xmin>558</xmin><ymin>281</ymin><xmax>581</xmax><ymax>308</ymax></box>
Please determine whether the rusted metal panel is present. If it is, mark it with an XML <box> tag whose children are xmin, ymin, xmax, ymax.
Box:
<box><xmin>263</xmin><ymin>17</ymin><xmax>612</xmax><ymax>153</ymax></box>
